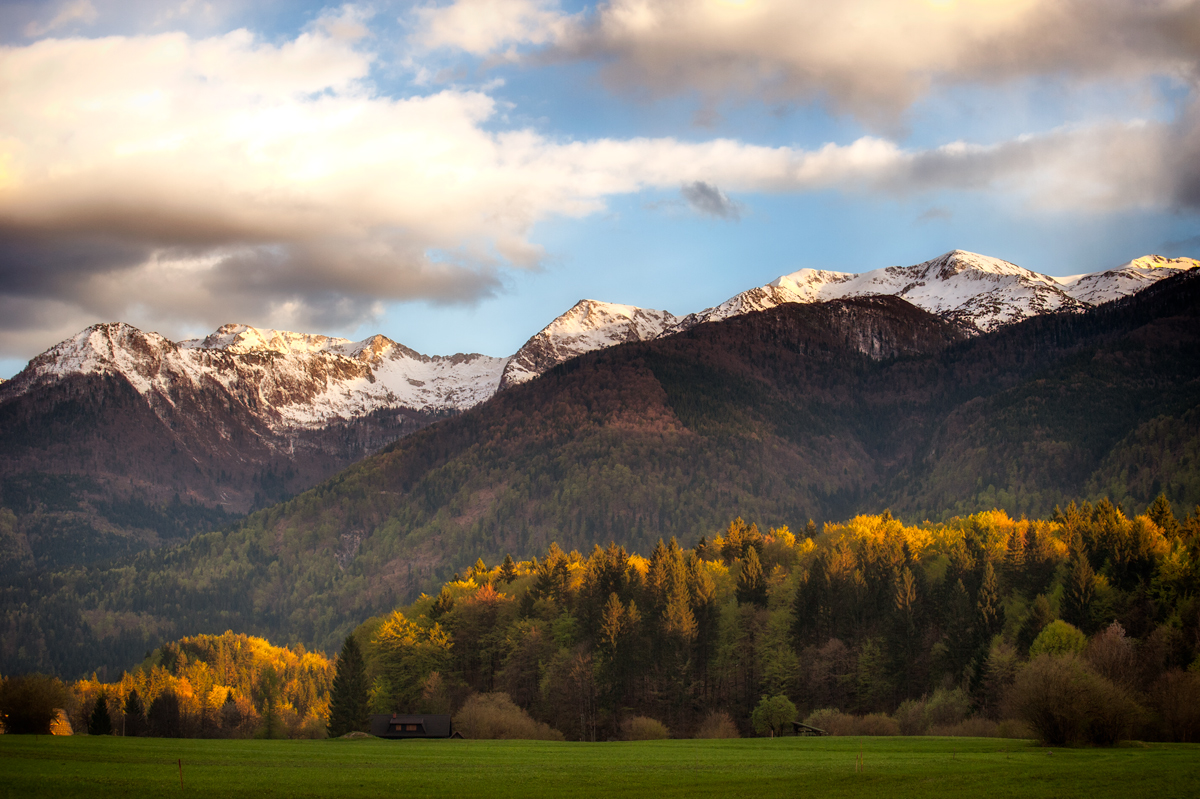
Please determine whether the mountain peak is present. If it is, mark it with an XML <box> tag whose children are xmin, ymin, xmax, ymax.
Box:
<box><xmin>499</xmin><ymin>299</ymin><xmax>678</xmax><ymax>389</ymax></box>
<box><xmin>182</xmin><ymin>323</ymin><xmax>354</xmax><ymax>356</ymax></box>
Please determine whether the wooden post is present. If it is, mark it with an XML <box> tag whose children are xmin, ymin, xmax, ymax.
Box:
<box><xmin>178</xmin><ymin>758</ymin><xmax>184</xmax><ymax>790</ymax></box>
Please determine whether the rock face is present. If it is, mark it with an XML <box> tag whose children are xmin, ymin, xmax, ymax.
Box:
<box><xmin>499</xmin><ymin>300</ymin><xmax>678</xmax><ymax>389</ymax></box>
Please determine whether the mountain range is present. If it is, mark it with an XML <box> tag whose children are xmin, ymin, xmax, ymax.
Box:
<box><xmin>3</xmin><ymin>260</ymin><xmax>1199</xmax><ymax>676</ymax></box>
<box><xmin>0</xmin><ymin>250</ymin><xmax>1195</xmax><ymax>576</ymax></box>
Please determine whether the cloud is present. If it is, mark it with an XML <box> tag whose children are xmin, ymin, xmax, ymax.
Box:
<box><xmin>917</xmin><ymin>206</ymin><xmax>953</xmax><ymax>223</ymax></box>
<box><xmin>23</xmin><ymin>0</ymin><xmax>98</xmax><ymax>38</ymax></box>
<box><xmin>416</xmin><ymin>0</ymin><xmax>1200</xmax><ymax>127</ymax></box>
<box><xmin>412</xmin><ymin>0</ymin><xmax>576</xmax><ymax>57</ymax></box>
<box><xmin>2</xmin><ymin>16</ymin><xmax>1199</xmax><ymax>358</ymax></box>
<box><xmin>680</xmin><ymin>181</ymin><xmax>741</xmax><ymax>220</ymax></box>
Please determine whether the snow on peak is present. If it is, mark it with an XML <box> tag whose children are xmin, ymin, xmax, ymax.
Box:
<box><xmin>6</xmin><ymin>321</ymin><xmax>508</xmax><ymax>429</ymax></box>
<box><xmin>1058</xmin><ymin>255</ymin><xmax>1199</xmax><ymax>306</ymax></box>
<box><xmin>181</xmin><ymin>323</ymin><xmax>354</xmax><ymax>356</ymax></box>
<box><xmin>666</xmin><ymin>249</ymin><xmax>1186</xmax><ymax>338</ymax></box>
<box><xmin>499</xmin><ymin>299</ymin><xmax>678</xmax><ymax>389</ymax></box>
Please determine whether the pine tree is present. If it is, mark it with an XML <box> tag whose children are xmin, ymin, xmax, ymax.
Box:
<box><xmin>87</xmin><ymin>691</ymin><xmax>112</xmax><ymax>736</ymax></box>
<box><xmin>499</xmin><ymin>554</ymin><xmax>518</xmax><ymax>584</ymax></box>
<box><xmin>736</xmin><ymin>547</ymin><xmax>767</xmax><ymax>607</ymax></box>
<box><xmin>327</xmin><ymin>634</ymin><xmax>371</xmax><ymax>738</ymax></box>
<box><xmin>1147</xmin><ymin>493</ymin><xmax>1180</xmax><ymax>537</ymax></box>
<box><xmin>1063</xmin><ymin>549</ymin><xmax>1097</xmax><ymax>633</ymax></box>
<box><xmin>976</xmin><ymin>560</ymin><xmax>1003</xmax><ymax>640</ymax></box>
<box><xmin>123</xmin><ymin>688</ymin><xmax>146</xmax><ymax>737</ymax></box>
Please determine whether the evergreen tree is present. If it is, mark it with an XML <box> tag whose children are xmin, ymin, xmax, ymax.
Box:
<box><xmin>327</xmin><ymin>634</ymin><xmax>371</xmax><ymax>738</ymax></box>
<box><xmin>976</xmin><ymin>561</ymin><xmax>1003</xmax><ymax>640</ymax></box>
<box><xmin>1062</xmin><ymin>550</ymin><xmax>1097</xmax><ymax>633</ymax></box>
<box><xmin>122</xmin><ymin>688</ymin><xmax>146</xmax><ymax>737</ymax></box>
<box><xmin>1016</xmin><ymin>594</ymin><xmax>1054</xmax><ymax>655</ymax></box>
<box><xmin>736</xmin><ymin>547</ymin><xmax>768</xmax><ymax>607</ymax></box>
<box><xmin>1148</xmin><ymin>493</ymin><xmax>1180</xmax><ymax>538</ymax></box>
<box><xmin>87</xmin><ymin>691</ymin><xmax>112</xmax><ymax>736</ymax></box>
<box><xmin>499</xmin><ymin>554</ymin><xmax>518</xmax><ymax>584</ymax></box>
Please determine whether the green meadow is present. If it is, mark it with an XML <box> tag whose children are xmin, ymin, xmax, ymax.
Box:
<box><xmin>1</xmin><ymin>736</ymin><xmax>1197</xmax><ymax>799</ymax></box>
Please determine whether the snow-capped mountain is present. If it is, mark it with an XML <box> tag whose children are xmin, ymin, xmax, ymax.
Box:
<box><xmin>665</xmin><ymin>251</ymin><xmax>1198</xmax><ymax>336</ymax></box>
<box><xmin>499</xmin><ymin>300</ymin><xmax>678</xmax><ymax>389</ymax></box>
<box><xmin>7</xmin><ymin>322</ymin><xmax>507</xmax><ymax>431</ymax></box>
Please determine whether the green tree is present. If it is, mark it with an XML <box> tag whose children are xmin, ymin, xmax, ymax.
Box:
<box><xmin>123</xmin><ymin>688</ymin><xmax>146</xmax><ymax>737</ymax></box>
<box><xmin>327</xmin><ymin>634</ymin><xmax>371</xmax><ymax>738</ymax></box>
<box><xmin>499</xmin><ymin>554</ymin><xmax>518</xmax><ymax>584</ymax></box>
<box><xmin>1147</xmin><ymin>494</ymin><xmax>1180</xmax><ymax>538</ymax></box>
<box><xmin>87</xmin><ymin>691</ymin><xmax>112</xmax><ymax>736</ymax></box>
<box><xmin>0</xmin><ymin>674</ymin><xmax>69</xmax><ymax>734</ymax></box>
<box><xmin>751</xmin><ymin>694</ymin><xmax>797</xmax><ymax>737</ymax></box>
<box><xmin>1029</xmin><ymin>620</ymin><xmax>1087</xmax><ymax>658</ymax></box>
<box><xmin>736</xmin><ymin>547</ymin><xmax>767</xmax><ymax>607</ymax></box>
<box><xmin>1062</xmin><ymin>550</ymin><xmax>1097</xmax><ymax>633</ymax></box>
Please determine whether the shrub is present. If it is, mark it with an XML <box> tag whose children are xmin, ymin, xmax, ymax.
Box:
<box><xmin>1005</xmin><ymin>654</ymin><xmax>1142</xmax><ymax>746</ymax></box>
<box><xmin>929</xmin><ymin>717</ymin><xmax>999</xmax><ymax>737</ymax></box>
<box><xmin>1028</xmin><ymin>621</ymin><xmax>1087</xmax><ymax>658</ymax></box>
<box><xmin>894</xmin><ymin>699</ymin><xmax>928</xmax><ymax>736</ymax></box>
<box><xmin>854</xmin><ymin>713</ymin><xmax>900</xmax><ymax>736</ymax></box>
<box><xmin>694</xmin><ymin>711</ymin><xmax>739</xmax><ymax>739</ymax></box>
<box><xmin>925</xmin><ymin>688</ymin><xmax>971</xmax><ymax>728</ymax></box>
<box><xmin>801</xmin><ymin>709</ymin><xmax>897</xmax><ymax>736</ymax></box>
<box><xmin>622</xmin><ymin>716</ymin><xmax>670</xmax><ymax>740</ymax></box>
<box><xmin>454</xmin><ymin>692</ymin><xmax>564</xmax><ymax>740</ymax></box>
<box><xmin>1148</xmin><ymin>670</ymin><xmax>1200</xmax><ymax>743</ymax></box>
<box><xmin>0</xmin><ymin>675</ymin><xmax>70</xmax><ymax>734</ymax></box>
<box><xmin>751</xmin><ymin>695</ymin><xmax>797</xmax><ymax>737</ymax></box>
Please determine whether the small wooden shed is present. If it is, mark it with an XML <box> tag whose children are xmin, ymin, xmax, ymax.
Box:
<box><xmin>791</xmin><ymin>721</ymin><xmax>828</xmax><ymax>736</ymax></box>
<box><xmin>370</xmin><ymin>714</ymin><xmax>455</xmax><ymax>739</ymax></box>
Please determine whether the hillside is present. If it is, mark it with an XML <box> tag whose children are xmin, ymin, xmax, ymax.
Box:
<box><xmin>4</xmin><ymin>270</ymin><xmax>1200</xmax><ymax>676</ymax></box>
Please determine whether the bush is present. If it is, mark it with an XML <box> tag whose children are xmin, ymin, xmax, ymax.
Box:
<box><xmin>1148</xmin><ymin>670</ymin><xmax>1200</xmax><ymax>742</ymax></box>
<box><xmin>801</xmin><ymin>709</ymin><xmax>897</xmax><ymax>736</ymax></box>
<box><xmin>751</xmin><ymin>695</ymin><xmax>797</xmax><ymax>737</ymax></box>
<box><xmin>453</xmin><ymin>693</ymin><xmax>563</xmax><ymax>740</ymax></box>
<box><xmin>928</xmin><ymin>717</ymin><xmax>999</xmax><ymax>737</ymax></box>
<box><xmin>1028</xmin><ymin>621</ymin><xmax>1087</xmax><ymax>658</ymax></box>
<box><xmin>1005</xmin><ymin>654</ymin><xmax>1142</xmax><ymax>746</ymax></box>
<box><xmin>925</xmin><ymin>688</ymin><xmax>971</xmax><ymax>728</ymax></box>
<box><xmin>694</xmin><ymin>711</ymin><xmax>739</xmax><ymax>739</ymax></box>
<box><xmin>622</xmin><ymin>716</ymin><xmax>670</xmax><ymax>740</ymax></box>
<box><xmin>894</xmin><ymin>699</ymin><xmax>928</xmax><ymax>736</ymax></box>
<box><xmin>854</xmin><ymin>713</ymin><xmax>900</xmax><ymax>736</ymax></box>
<box><xmin>0</xmin><ymin>675</ymin><xmax>70</xmax><ymax>734</ymax></box>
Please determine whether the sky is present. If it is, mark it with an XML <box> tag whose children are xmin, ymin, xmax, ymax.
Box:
<box><xmin>1</xmin><ymin>0</ymin><xmax>1199</xmax><ymax>378</ymax></box>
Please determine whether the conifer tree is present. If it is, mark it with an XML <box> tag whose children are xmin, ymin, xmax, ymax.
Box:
<box><xmin>87</xmin><ymin>690</ymin><xmax>112</xmax><ymax>736</ymax></box>
<box><xmin>736</xmin><ymin>547</ymin><xmax>767</xmax><ymax>607</ymax></box>
<box><xmin>1063</xmin><ymin>549</ymin><xmax>1097</xmax><ymax>633</ymax></box>
<box><xmin>123</xmin><ymin>688</ymin><xmax>146</xmax><ymax>737</ymax></box>
<box><xmin>976</xmin><ymin>561</ymin><xmax>1003</xmax><ymax>640</ymax></box>
<box><xmin>1148</xmin><ymin>494</ymin><xmax>1180</xmax><ymax>537</ymax></box>
<box><xmin>327</xmin><ymin>634</ymin><xmax>371</xmax><ymax>738</ymax></box>
<box><xmin>499</xmin><ymin>554</ymin><xmax>518</xmax><ymax>584</ymax></box>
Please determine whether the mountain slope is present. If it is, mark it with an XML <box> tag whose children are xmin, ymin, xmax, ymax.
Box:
<box><xmin>0</xmin><ymin>323</ymin><xmax>505</xmax><ymax>571</ymax></box>
<box><xmin>7</xmin><ymin>269</ymin><xmax>1200</xmax><ymax>676</ymax></box>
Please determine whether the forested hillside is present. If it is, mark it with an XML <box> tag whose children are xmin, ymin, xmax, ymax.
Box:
<box><xmin>27</xmin><ymin>501</ymin><xmax>1200</xmax><ymax>745</ymax></box>
<box><xmin>3</xmin><ymin>271</ymin><xmax>1200</xmax><ymax>677</ymax></box>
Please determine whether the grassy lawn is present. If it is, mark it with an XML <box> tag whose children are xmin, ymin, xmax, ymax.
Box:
<box><xmin>1</xmin><ymin>735</ymin><xmax>1196</xmax><ymax>799</ymax></box>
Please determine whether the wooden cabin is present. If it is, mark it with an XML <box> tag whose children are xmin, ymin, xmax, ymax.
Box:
<box><xmin>370</xmin><ymin>713</ymin><xmax>455</xmax><ymax>739</ymax></box>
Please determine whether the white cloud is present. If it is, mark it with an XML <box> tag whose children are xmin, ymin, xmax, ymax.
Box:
<box><xmin>24</xmin><ymin>0</ymin><xmax>98</xmax><ymax>37</ymax></box>
<box><xmin>414</xmin><ymin>0</ymin><xmax>1200</xmax><ymax>126</ymax></box>
<box><xmin>0</xmin><ymin>16</ymin><xmax>1194</xmax><ymax>357</ymax></box>
<box><xmin>412</xmin><ymin>0</ymin><xmax>575</xmax><ymax>57</ymax></box>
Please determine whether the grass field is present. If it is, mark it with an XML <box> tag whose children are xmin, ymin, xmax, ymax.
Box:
<box><xmin>1</xmin><ymin>735</ymin><xmax>1197</xmax><ymax>799</ymax></box>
